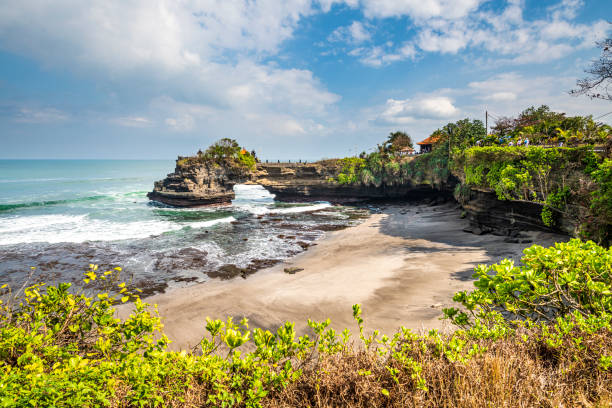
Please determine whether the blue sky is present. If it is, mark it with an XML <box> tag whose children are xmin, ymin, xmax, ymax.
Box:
<box><xmin>0</xmin><ymin>0</ymin><xmax>610</xmax><ymax>159</ymax></box>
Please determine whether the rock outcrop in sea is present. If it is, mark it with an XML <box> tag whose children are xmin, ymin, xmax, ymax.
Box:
<box><xmin>148</xmin><ymin>156</ymin><xmax>251</xmax><ymax>206</ymax></box>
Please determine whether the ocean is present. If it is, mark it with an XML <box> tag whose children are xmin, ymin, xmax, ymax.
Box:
<box><xmin>0</xmin><ymin>160</ymin><xmax>368</xmax><ymax>295</ymax></box>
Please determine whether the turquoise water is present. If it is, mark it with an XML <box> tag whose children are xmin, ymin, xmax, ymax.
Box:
<box><xmin>0</xmin><ymin>160</ymin><xmax>364</xmax><ymax>295</ymax></box>
<box><xmin>0</xmin><ymin>160</ymin><xmax>177</xmax><ymax>243</ymax></box>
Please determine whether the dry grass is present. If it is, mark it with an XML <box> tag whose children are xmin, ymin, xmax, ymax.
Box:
<box><xmin>102</xmin><ymin>325</ymin><xmax>611</xmax><ymax>407</ymax></box>
<box><xmin>264</xmin><ymin>328</ymin><xmax>611</xmax><ymax>408</ymax></box>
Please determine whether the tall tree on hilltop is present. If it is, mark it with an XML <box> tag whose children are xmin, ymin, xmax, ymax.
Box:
<box><xmin>384</xmin><ymin>131</ymin><xmax>413</xmax><ymax>153</ymax></box>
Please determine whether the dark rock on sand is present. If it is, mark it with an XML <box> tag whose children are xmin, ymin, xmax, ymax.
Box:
<box><xmin>284</xmin><ymin>267</ymin><xmax>304</xmax><ymax>274</ymax></box>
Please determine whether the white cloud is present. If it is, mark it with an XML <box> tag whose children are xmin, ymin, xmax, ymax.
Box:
<box><xmin>366</xmin><ymin>71</ymin><xmax>611</xmax><ymax>145</ymax></box>
<box><xmin>1</xmin><ymin>0</ymin><xmax>609</xmax><ymax>159</ymax></box>
<box><xmin>468</xmin><ymin>72</ymin><xmax>549</xmax><ymax>100</ymax></box>
<box><xmin>13</xmin><ymin>108</ymin><xmax>69</xmax><ymax>123</ymax></box>
<box><xmin>318</xmin><ymin>0</ymin><xmax>359</xmax><ymax>12</ymax></box>
<box><xmin>484</xmin><ymin>92</ymin><xmax>517</xmax><ymax>102</ymax></box>
<box><xmin>377</xmin><ymin>96</ymin><xmax>458</xmax><ymax>125</ymax></box>
<box><xmin>350</xmin><ymin>42</ymin><xmax>417</xmax><ymax>67</ymax></box>
<box><xmin>165</xmin><ymin>115</ymin><xmax>195</xmax><ymax>132</ymax></box>
<box><xmin>418</xmin><ymin>25</ymin><xmax>470</xmax><ymax>53</ymax></box>
<box><xmin>548</xmin><ymin>0</ymin><xmax>583</xmax><ymax>20</ymax></box>
<box><xmin>0</xmin><ymin>1</ymin><xmax>322</xmax><ymax>71</ymax></box>
<box><xmin>0</xmin><ymin>0</ymin><xmax>340</xmax><ymax>142</ymax></box>
<box><xmin>111</xmin><ymin>116</ymin><xmax>153</xmax><ymax>128</ymax></box>
<box><xmin>349</xmin><ymin>21</ymin><xmax>371</xmax><ymax>43</ymax></box>
<box><xmin>436</xmin><ymin>1</ymin><xmax>610</xmax><ymax>64</ymax></box>
<box><xmin>328</xmin><ymin>21</ymin><xmax>371</xmax><ymax>44</ymax></box>
<box><xmin>329</xmin><ymin>0</ymin><xmax>609</xmax><ymax>67</ymax></box>
<box><xmin>272</xmin><ymin>118</ymin><xmax>306</xmax><ymax>135</ymax></box>
<box><xmin>360</xmin><ymin>0</ymin><xmax>484</xmax><ymax>20</ymax></box>
<box><xmin>463</xmin><ymin>71</ymin><xmax>612</xmax><ymax>124</ymax></box>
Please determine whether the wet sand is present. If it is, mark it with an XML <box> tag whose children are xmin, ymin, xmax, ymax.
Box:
<box><xmin>124</xmin><ymin>203</ymin><xmax>567</xmax><ymax>350</ymax></box>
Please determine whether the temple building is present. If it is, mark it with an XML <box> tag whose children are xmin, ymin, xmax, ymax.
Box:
<box><xmin>416</xmin><ymin>135</ymin><xmax>440</xmax><ymax>153</ymax></box>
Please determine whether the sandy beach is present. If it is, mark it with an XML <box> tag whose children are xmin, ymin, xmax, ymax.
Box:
<box><xmin>129</xmin><ymin>202</ymin><xmax>567</xmax><ymax>350</ymax></box>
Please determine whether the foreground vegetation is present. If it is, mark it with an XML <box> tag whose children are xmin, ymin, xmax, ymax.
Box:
<box><xmin>1</xmin><ymin>239</ymin><xmax>610</xmax><ymax>407</ymax></box>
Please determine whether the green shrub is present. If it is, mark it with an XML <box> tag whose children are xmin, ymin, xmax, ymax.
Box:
<box><xmin>237</xmin><ymin>150</ymin><xmax>256</xmax><ymax>170</ymax></box>
<box><xmin>177</xmin><ymin>139</ymin><xmax>256</xmax><ymax>171</ymax></box>
<box><xmin>582</xmin><ymin>158</ymin><xmax>612</xmax><ymax>245</ymax></box>
<box><xmin>541</xmin><ymin>187</ymin><xmax>570</xmax><ymax>227</ymax></box>
<box><xmin>336</xmin><ymin>157</ymin><xmax>365</xmax><ymax>185</ymax></box>
<box><xmin>444</xmin><ymin>239</ymin><xmax>612</xmax><ymax>326</ymax></box>
<box><xmin>0</xmin><ymin>266</ymin><xmax>311</xmax><ymax>407</ymax></box>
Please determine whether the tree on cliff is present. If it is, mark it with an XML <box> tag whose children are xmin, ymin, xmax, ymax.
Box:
<box><xmin>571</xmin><ymin>36</ymin><xmax>612</xmax><ymax>101</ymax></box>
<box><xmin>204</xmin><ymin>138</ymin><xmax>241</xmax><ymax>162</ymax></box>
<box><xmin>438</xmin><ymin>118</ymin><xmax>486</xmax><ymax>149</ymax></box>
<box><xmin>383</xmin><ymin>131</ymin><xmax>413</xmax><ymax>153</ymax></box>
<box><xmin>200</xmin><ymin>138</ymin><xmax>256</xmax><ymax>170</ymax></box>
<box><xmin>491</xmin><ymin>106</ymin><xmax>565</xmax><ymax>137</ymax></box>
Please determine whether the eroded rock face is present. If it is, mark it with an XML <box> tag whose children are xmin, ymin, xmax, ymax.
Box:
<box><xmin>148</xmin><ymin>159</ymin><xmax>448</xmax><ymax>207</ymax></box>
<box><xmin>147</xmin><ymin>158</ymin><xmax>251</xmax><ymax>206</ymax></box>
<box><xmin>254</xmin><ymin>163</ymin><xmax>459</xmax><ymax>202</ymax></box>
<box><xmin>461</xmin><ymin>189</ymin><xmax>574</xmax><ymax>236</ymax></box>
<box><xmin>253</xmin><ymin>163</ymin><xmax>369</xmax><ymax>202</ymax></box>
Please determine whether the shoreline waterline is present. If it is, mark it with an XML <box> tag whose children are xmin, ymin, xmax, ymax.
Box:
<box><xmin>126</xmin><ymin>202</ymin><xmax>568</xmax><ymax>350</ymax></box>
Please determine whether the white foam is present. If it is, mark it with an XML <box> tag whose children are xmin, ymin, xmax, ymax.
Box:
<box><xmin>0</xmin><ymin>178</ymin><xmax>70</xmax><ymax>184</ymax></box>
<box><xmin>0</xmin><ymin>183</ymin><xmax>331</xmax><ymax>245</ymax></box>
<box><xmin>313</xmin><ymin>210</ymin><xmax>349</xmax><ymax>219</ymax></box>
<box><xmin>188</xmin><ymin>216</ymin><xmax>235</xmax><ymax>229</ymax></box>
<box><xmin>0</xmin><ymin>214</ymin><xmax>175</xmax><ymax>245</ymax></box>
<box><xmin>232</xmin><ymin>184</ymin><xmax>275</xmax><ymax>203</ymax></box>
<box><xmin>0</xmin><ymin>214</ymin><xmax>88</xmax><ymax>234</ymax></box>
<box><xmin>0</xmin><ymin>213</ymin><xmax>236</xmax><ymax>245</ymax></box>
<box><xmin>269</xmin><ymin>203</ymin><xmax>331</xmax><ymax>214</ymax></box>
<box><xmin>231</xmin><ymin>184</ymin><xmax>331</xmax><ymax>215</ymax></box>
<box><xmin>192</xmin><ymin>229</ymin><xmax>317</xmax><ymax>269</ymax></box>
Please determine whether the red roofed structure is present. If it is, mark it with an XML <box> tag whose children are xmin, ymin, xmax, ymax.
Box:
<box><xmin>416</xmin><ymin>134</ymin><xmax>440</xmax><ymax>153</ymax></box>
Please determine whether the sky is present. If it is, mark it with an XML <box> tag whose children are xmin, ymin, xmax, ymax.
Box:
<box><xmin>0</xmin><ymin>0</ymin><xmax>610</xmax><ymax>160</ymax></box>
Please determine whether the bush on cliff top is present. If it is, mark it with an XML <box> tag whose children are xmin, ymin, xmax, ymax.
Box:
<box><xmin>1</xmin><ymin>239</ymin><xmax>611</xmax><ymax>407</ymax></box>
<box><xmin>177</xmin><ymin>138</ymin><xmax>257</xmax><ymax>171</ymax></box>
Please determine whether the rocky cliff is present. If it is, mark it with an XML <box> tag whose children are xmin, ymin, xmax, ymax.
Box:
<box><xmin>147</xmin><ymin>153</ymin><xmax>586</xmax><ymax>239</ymax></box>
<box><xmin>253</xmin><ymin>163</ymin><xmax>445</xmax><ymax>202</ymax></box>
<box><xmin>460</xmin><ymin>189</ymin><xmax>565</xmax><ymax>237</ymax></box>
<box><xmin>147</xmin><ymin>157</ymin><xmax>251</xmax><ymax>206</ymax></box>
<box><xmin>148</xmin><ymin>159</ymin><xmax>447</xmax><ymax>207</ymax></box>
